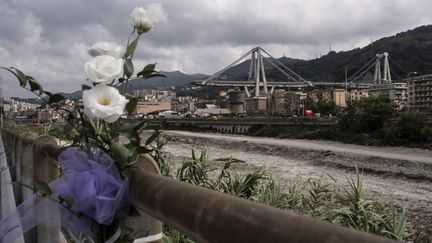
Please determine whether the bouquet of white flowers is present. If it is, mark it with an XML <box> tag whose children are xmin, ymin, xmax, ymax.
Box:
<box><xmin>1</xmin><ymin>7</ymin><xmax>164</xmax><ymax>243</ymax></box>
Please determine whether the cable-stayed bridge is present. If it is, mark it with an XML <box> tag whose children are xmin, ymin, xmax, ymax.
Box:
<box><xmin>193</xmin><ymin>47</ymin><xmax>398</xmax><ymax>97</ymax></box>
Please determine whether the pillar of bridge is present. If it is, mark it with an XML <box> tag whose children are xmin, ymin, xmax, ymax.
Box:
<box><xmin>228</xmin><ymin>90</ymin><xmax>245</xmax><ymax>114</ymax></box>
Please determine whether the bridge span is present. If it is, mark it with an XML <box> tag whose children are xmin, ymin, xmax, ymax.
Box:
<box><xmin>133</xmin><ymin>117</ymin><xmax>337</xmax><ymax>134</ymax></box>
<box><xmin>193</xmin><ymin>47</ymin><xmax>394</xmax><ymax>91</ymax></box>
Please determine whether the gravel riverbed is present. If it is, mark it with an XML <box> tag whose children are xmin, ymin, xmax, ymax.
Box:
<box><xmin>156</xmin><ymin>130</ymin><xmax>432</xmax><ymax>239</ymax></box>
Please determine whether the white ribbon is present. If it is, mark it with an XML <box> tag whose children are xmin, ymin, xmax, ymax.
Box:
<box><xmin>133</xmin><ymin>232</ymin><xmax>163</xmax><ymax>243</ymax></box>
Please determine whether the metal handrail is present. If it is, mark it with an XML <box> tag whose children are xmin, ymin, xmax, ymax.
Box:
<box><xmin>1</xmin><ymin>128</ymin><xmax>397</xmax><ymax>243</ymax></box>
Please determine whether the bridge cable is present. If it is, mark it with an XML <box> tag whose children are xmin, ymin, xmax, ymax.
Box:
<box><xmin>388</xmin><ymin>56</ymin><xmax>407</xmax><ymax>75</ymax></box>
<box><xmin>262</xmin><ymin>57</ymin><xmax>298</xmax><ymax>82</ymax></box>
<box><xmin>203</xmin><ymin>48</ymin><xmax>255</xmax><ymax>83</ymax></box>
<box><xmin>349</xmin><ymin>58</ymin><xmax>381</xmax><ymax>85</ymax></box>
<box><xmin>260</xmin><ymin>48</ymin><xmax>308</xmax><ymax>83</ymax></box>
<box><xmin>346</xmin><ymin>56</ymin><xmax>378</xmax><ymax>82</ymax></box>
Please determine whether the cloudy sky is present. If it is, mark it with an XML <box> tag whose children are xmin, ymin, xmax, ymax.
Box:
<box><xmin>1</xmin><ymin>0</ymin><xmax>431</xmax><ymax>97</ymax></box>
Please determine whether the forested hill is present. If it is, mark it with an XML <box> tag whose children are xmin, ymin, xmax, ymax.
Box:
<box><xmin>283</xmin><ymin>25</ymin><xmax>432</xmax><ymax>82</ymax></box>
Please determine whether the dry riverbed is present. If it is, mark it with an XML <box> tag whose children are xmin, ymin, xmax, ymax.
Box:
<box><xmin>156</xmin><ymin>130</ymin><xmax>432</xmax><ymax>239</ymax></box>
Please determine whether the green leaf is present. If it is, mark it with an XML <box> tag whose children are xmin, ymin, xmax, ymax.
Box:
<box><xmin>28</xmin><ymin>79</ymin><xmax>43</xmax><ymax>93</ymax></box>
<box><xmin>125</xmin><ymin>97</ymin><xmax>138</xmax><ymax>115</ymax></box>
<box><xmin>136</xmin><ymin>146</ymin><xmax>153</xmax><ymax>154</ymax></box>
<box><xmin>146</xmin><ymin>73</ymin><xmax>166</xmax><ymax>78</ymax></box>
<box><xmin>48</xmin><ymin>93</ymin><xmax>65</xmax><ymax>104</ymax></box>
<box><xmin>214</xmin><ymin>158</ymin><xmax>245</xmax><ymax>163</ymax></box>
<box><xmin>81</xmin><ymin>84</ymin><xmax>92</xmax><ymax>90</ymax></box>
<box><xmin>124</xmin><ymin>59</ymin><xmax>134</xmax><ymax>78</ymax></box>
<box><xmin>13</xmin><ymin>68</ymin><xmax>28</xmax><ymax>87</ymax></box>
<box><xmin>111</xmin><ymin>141</ymin><xmax>131</xmax><ymax>164</ymax></box>
<box><xmin>145</xmin><ymin>130</ymin><xmax>160</xmax><ymax>145</ymax></box>
<box><xmin>33</xmin><ymin>180</ymin><xmax>52</xmax><ymax>196</ymax></box>
<box><xmin>58</xmin><ymin>195</ymin><xmax>74</xmax><ymax>208</ymax></box>
<box><xmin>44</xmin><ymin>91</ymin><xmax>52</xmax><ymax>96</ymax></box>
<box><xmin>137</xmin><ymin>64</ymin><xmax>166</xmax><ymax>79</ymax></box>
<box><xmin>1</xmin><ymin>67</ymin><xmax>27</xmax><ymax>87</ymax></box>
<box><xmin>124</xmin><ymin>37</ymin><xmax>139</xmax><ymax>58</ymax></box>
<box><xmin>143</xmin><ymin>63</ymin><xmax>156</xmax><ymax>72</ymax></box>
<box><xmin>131</xmin><ymin>121</ymin><xmax>147</xmax><ymax>131</ymax></box>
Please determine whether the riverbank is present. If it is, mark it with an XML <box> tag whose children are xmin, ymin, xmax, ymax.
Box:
<box><xmin>159</xmin><ymin>130</ymin><xmax>432</xmax><ymax>241</ymax></box>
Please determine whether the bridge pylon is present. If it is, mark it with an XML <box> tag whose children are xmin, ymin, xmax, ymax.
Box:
<box><xmin>193</xmin><ymin>46</ymin><xmax>311</xmax><ymax>97</ymax></box>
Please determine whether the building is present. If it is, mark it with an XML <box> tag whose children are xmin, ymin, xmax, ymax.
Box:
<box><xmin>269</xmin><ymin>90</ymin><xmax>285</xmax><ymax>114</ymax></box>
<box><xmin>133</xmin><ymin>89</ymin><xmax>176</xmax><ymax>102</ymax></box>
<box><xmin>136</xmin><ymin>101</ymin><xmax>171</xmax><ymax>115</ymax></box>
<box><xmin>245</xmin><ymin>97</ymin><xmax>267</xmax><ymax>113</ymax></box>
<box><xmin>406</xmin><ymin>74</ymin><xmax>432</xmax><ymax>112</ymax></box>
<box><xmin>283</xmin><ymin>91</ymin><xmax>307</xmax><ymax>115</ymax></box>
<box><xmin>368</xmin><ymin>83</ymin><xmax>407</xmax><ymax>110</ymax></box>
<box><xmin>349</xmin><ymin>89</ymin><xmax>368</xmax><ymax>101</ymax></box>
<box><xmin>307</xmin><ymin>88</ymin><xmax>347</xmax><ymax>107</ymax></box>
<box><xmin>332</xmin><ymin>89</ymin><xmax>347</xmax><ymax>107</ymax></box>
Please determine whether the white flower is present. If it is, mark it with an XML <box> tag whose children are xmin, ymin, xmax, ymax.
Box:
<box><xmin>130</xmin><ymin>7</ymin><xmax>156</xmax><ymax>34</ymax></box>
<box><xmin>87</xmin><ymin>42</ymin><xmax>126</xmax><ymax>58</ymax></box>
<box><xmin>82</xmin><ymin>85</ymin><xmax>129</xmax><ymax>123</ymax></box>
<box><xmin>85</xmin><ymin>55</ymin><xmax>123</xmax><ymax>84</ymax></box>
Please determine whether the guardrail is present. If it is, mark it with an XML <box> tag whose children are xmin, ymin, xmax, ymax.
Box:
<box><xmin>1</xmin><ymin>128</ymin><xmax>397</xmax><ymax>243</ymax></box>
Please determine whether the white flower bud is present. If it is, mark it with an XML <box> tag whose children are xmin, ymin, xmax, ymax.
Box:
<box><xmin>130</xmin><ymin>7</ymin><xmax>156</xmax><ymax>34</ymax></box>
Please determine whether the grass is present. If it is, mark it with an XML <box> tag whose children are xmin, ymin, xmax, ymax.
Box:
<box><xmin>150</xmin><ymin>136</ymin><xmax>415</xmax><ymax>243</ymax></box>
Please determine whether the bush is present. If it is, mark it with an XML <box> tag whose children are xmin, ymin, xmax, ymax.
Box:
<box><xmin>151</xmin><ymin>139</ymin><xmax>413</xmax><ymax>242</ymax></box>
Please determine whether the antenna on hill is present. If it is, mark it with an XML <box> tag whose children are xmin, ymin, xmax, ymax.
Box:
<box><xmin>329</xmin><ymin>42</ymin><xmax>332</xmax><ymax>52</ymax></box>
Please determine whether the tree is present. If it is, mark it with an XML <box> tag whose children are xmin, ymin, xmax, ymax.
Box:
<box><xmin>339</xmin><ymin>96</ymin><xmax>397</xmax><ymax>132</ymax></box>
<box><xmin>316</xmin><ymin>98</ymin><xmax>339</xmax><ymax>116</ymax></box>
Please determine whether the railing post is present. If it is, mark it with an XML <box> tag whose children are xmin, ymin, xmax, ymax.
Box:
<box><xmin>13</xmin><ymin>135</ymin><xmax>23</xmax><ymax>203</ymax></box>
<box><xmin>127</xmin><ymin>154</ymin><xmax>163</xmax><ymax>243</ymax></box>
<box><xmin>20</xmin><ymin>133</ymin><xmax>34</xmax><ymax>201</ymax></box>
<box><xmin>33</xmin><ymin>135</ymin><xmax>62</xmax><ymax>243</ymax></box>
<box><xmin>21</xmin><ymin>132</ymin><xmax>36</xmax><ymax>242</ymax></box>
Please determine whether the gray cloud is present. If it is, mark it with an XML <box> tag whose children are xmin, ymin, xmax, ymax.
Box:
<box><xmin>0</xmin><ymin>0</ymin><xmax>431</xmax><ymax>97</ymax></box>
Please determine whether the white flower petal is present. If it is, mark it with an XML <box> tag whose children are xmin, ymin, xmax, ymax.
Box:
<box><xmin>130</xmin><ymin>7</ymin><xmax>156</xmax><ymax>33</ymax></box>
<box><xmin>88</xmin><ymin>42</ymin><xmax>126</xmax><ymax>58</ymax></box>
<box><xmin>82</xmin><ymin>85</ymin><xmax>128</xmax><ymax>123</ymax></box>
<box><xmin>85</xmin><ymin>55</ymin><xmax>123</xmax><ymax>84</ymax></box>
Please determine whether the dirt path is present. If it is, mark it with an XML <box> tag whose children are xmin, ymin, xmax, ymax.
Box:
<box><xmin>160</xmin><ymin>130</ymin><xmax>432</xmax><ymax>239</ymax></box>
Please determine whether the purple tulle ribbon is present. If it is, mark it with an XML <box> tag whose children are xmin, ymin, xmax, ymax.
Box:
<box><xmin>57</xmin><ymin>146</ymin><xmax>130</xmax><ymax>236</ymax></box>
<box><xmin>0</xmin><ymin>146</ymin><xmax>129</xmax><ymax>241</ymax></box>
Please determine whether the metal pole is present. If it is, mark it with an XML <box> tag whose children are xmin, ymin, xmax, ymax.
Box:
<box><xmin>345</xmin><ymin>67</ymin><xmax>348</xmax><ymax>92</ymax></box>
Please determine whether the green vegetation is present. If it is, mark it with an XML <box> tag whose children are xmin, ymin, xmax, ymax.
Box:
<box><xmin>250</xmin><ymin>96</ymin><xmax>432</xmax><ymax>148</ymax></box>
<box><xmin>272</xmin><ymin>25</ymin><xmax>432</xmax><ymax>82</ymax></box>
<box><xmin>2</xmin><ymin>119</ymin><xmax>49</xmax><ymax>135</ymax></box>
<box><xmin>151</xmin><ymin>141</ymin><xmax>415</xmax><ymax>242</ymax></box>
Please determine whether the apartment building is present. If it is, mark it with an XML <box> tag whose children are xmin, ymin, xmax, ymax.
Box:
<box><xmin>406</xmin><ymin>74</ymin><xmax>432</xmax><ymax>112</ymax></box>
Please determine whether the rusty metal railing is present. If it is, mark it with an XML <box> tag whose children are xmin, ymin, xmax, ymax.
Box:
<box><xmin>1</xmin><ymin>128</ymin><xmax>397</xmax><ymax>243</ymax></box>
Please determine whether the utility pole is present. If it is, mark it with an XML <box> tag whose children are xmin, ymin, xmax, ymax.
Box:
<box><xmin>344</xmin><ymin>67</ymin><xmax>348</xmax><ymax>92</ymax></box>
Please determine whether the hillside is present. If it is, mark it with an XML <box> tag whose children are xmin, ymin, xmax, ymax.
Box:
<box><xmin>127</xmin><ymin>71</ymin><xmax>207</xmax><ymax>90</ymax></box>
<box><xmin>292</xmin><ymin>25</ymin><xmax>432</xmax><ymax>82</ymax></box>
<box><xmin>58</xmin><ymin>71</ymin><xmax>207</xmax><ymax>99</ymax></box>
<box><xmin>222</xmin><ymin>25</ymin><xmax>432</xmax><ymax>82</ymax></box>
